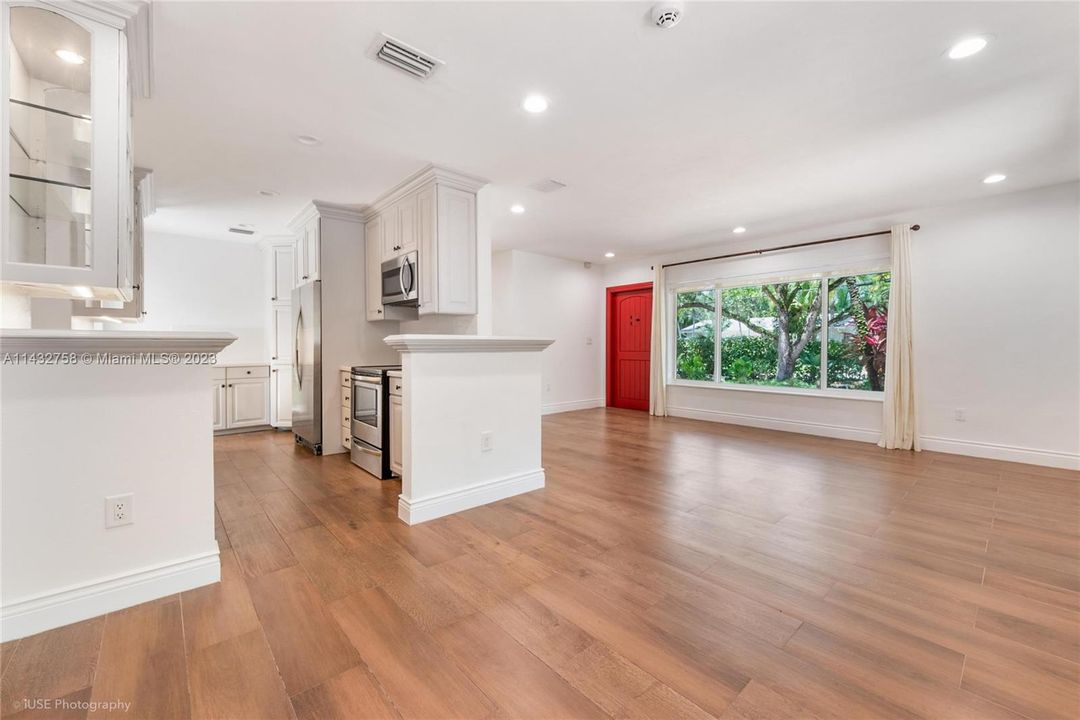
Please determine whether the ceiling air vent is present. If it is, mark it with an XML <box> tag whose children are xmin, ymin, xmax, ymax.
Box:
<box><xmin>227</xmin><ymin>226</ymin><xmax>256</xmax><ymax>236</ymax></box>
<box><xmin>374</xmin><ymin>34</ymin><xmax>444</xmax><ymax>80</ymax></box>
<box><xmin>530</xmin><ymin>179</ymin><xmax>567</xmax><ymax>193</ymax></box>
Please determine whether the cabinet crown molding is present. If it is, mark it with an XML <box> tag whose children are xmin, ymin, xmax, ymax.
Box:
<box><xmin>362</xmin><ymin>164</ymin><xmax>488</xmax><ymax>221</ymax></box>
<box><xmin>286</xmin><ymin>200</ymin><xmax>367</xmax><ymax>232</ymax></box>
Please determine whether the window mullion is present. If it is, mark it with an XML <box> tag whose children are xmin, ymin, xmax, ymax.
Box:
<box><xmin>820</xmin><ymin>277</ymin><xmax>828</xmax><ymax>390</ymax></box>
<box><xmin>714</xmin><ymin>285</ymin><xmax>722</xmax><ymax>384</ymax></box>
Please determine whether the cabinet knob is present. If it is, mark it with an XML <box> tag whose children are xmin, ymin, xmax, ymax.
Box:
<box><xmin>220</xmin><ymin>384</ymin><xmax>225</xmax><ymax>388</ymax></box>
<box><xmin>228</xmin><ymin>384</ymin><xmax>232</xmax><ymax>388</ymax></box>
<box><xmin>272</xmin><ymin>369</ymin><xmax>277</xmax><ymax>373</ymax></box>
<box><xmin>377</xmin><ymin>309</ymin><xmax>382</xmax><ymax>314</ymax></box>
<box><xmin>272</xmin><ymin>356</ymin><xmax>277</xmax><ymax>360</ymax></box>
<box><xmin>246</xmin><ymin>370</ymin><xmax>251</xmax><ymax>374</ymax></box>
<box><xmin>271</xmin><ymin>296</ymin><xmax>276</xmax><ymax>301</ymax></box>
<box><xmin>303</xmin><ymin>275</ymin><xmax>309</xmax><ymax>280</ymax></box>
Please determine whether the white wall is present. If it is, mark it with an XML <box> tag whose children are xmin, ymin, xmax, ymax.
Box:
<box><xmin>599</xmin><ymin>181</ymin><xmax>1080</xmax><ymax>468</ymax></box>
<box><xmin>132</xmin><ymin>231</ymin><xmax>267</xmax><ymax>364</ymax></box>
<box><xmin>492</xmin><ymin>250</ymin><xmax>606</xmax><ymax>414</ymax></box>
<box><xmin>1</xmin><ymin>358</ymin><xmax>222</xmax><ymax>639</ymax></box>
<box><xmin>399</xmin><ymin>342</ymin><xmax>548</xmax><ymax>524</ymax></box>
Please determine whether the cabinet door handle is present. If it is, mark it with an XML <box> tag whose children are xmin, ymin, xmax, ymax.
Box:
<box><xmin>376</xmin><ymin>308</ymin><xmax>382</xmax><ymax>314</ymax></box>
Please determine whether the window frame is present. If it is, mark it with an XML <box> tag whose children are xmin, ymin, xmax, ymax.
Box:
<box><xmin>668</xmin><ymin>268</ymin><xmax>889</xmax><ymax>401</ymax></box>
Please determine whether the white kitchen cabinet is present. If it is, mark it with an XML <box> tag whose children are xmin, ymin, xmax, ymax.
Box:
<box><xmin>212</xmin><ymin>379</ymin><xmax>227</xmax><ymax>432</ymax></box>
<box><xmin>382</xmin><ymin>195</ymin><xmax>417</xmax><ymax>261</ymax></box>
<box><xmin>2</xmin><ymin>2</ymin><xmax>145</xmax><ymax>301</ymax></box>
<box><xmin>363</xmin><ymin>165</ymin><xmax>485</xmax><ymax>320</ymax></box>
<box><xmin>365</xmin><ymin>215</ymin><xmax>386</xmax><ymax>321</ymax></box>
<box><xmin>227</xmin><ymin>378</ymin><xmax>270</xmax><ymax>428</ymax></box>
<box><xmin>428</xmin><ymin>185</ymin><xmax>478</xmax><ymax>315</ymax></box>
<box><xmin>294</xmin><ymin>217</ymin><xmax>320</xmax><ymax>285</ymax></box>
<box><xmin>380</xmin><ymin>203</ymin><xmax>399</xmax><ymax>263</ymax></box>
<box><xmin>269</xmin><ymin>366</ymin><xmax>292</xmax><ymax>428</ymax></box>
<box><xmin>389</xmin><ymin>393</ymin><xmax>403</xmax><ymax>476</ymax></box>
<box><xmin>271</xmin><ymin>305</ymin><xmax>292</xmax><ymax>363</ymax></box>
<box><xmin>214</xmin><ymin>366</ymin><xmax>270</xmax><ymax>432</ymax></box>
<box><xmin>416</xmin><ymin>185</ymin><xmax>436</xmax><ymax>314</ymax></box>
<box><xmin>270</xmin><ymin>244</ymin><xmax>294</xmax><ymax>302</ymax></box>
<box><xmin>72</xmin><ymin>169</ymin><xmax>151</xmax><ymax>322</ymax></box>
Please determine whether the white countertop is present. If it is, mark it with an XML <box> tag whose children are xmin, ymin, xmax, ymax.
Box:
<box><xmin>0</xmin><ymin>329</ymin><xmax>236</xmax><ymax>354</ymax></box>
<box><xmin>383</xmin><ymin>335</ymin><xmax>554</xmax><ymax>353</ymax></box>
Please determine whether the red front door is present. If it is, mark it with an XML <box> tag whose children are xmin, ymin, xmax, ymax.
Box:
<box><xmin>607</xmin><ymin>283</ymin><xmax>653</xmax><ymax>411</ymax></box>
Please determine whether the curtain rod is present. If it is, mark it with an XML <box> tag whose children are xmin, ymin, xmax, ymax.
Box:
<box><xmin>658</xmin><ymin>224</ymin><xmax>920</xmax><ymax>270</ymax></box>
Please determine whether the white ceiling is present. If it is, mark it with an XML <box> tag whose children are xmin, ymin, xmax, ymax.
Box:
<box><xmin>136</xmin><ymin>1</ymin><xmax>1079</xmax><ymax>261</ymax></box>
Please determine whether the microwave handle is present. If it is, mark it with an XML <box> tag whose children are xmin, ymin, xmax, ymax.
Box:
<box><xmin>400</xmin><ymin>256</ymin><xmax>415</xmax><ymax>296</ymax></box>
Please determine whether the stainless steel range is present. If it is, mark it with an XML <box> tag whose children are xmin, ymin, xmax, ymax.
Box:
<box><xmin>349</xmin><ymin>365</ymin><xmax>400</xmax><ymax>479</ymax></box>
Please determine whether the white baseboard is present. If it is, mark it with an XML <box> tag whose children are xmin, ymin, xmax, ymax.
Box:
<box><xmin>667</xmin><ymin>405</ymin><xmax>1080</xmax><ymax>470</ymax></box>
<box><xmin>920</xmin><ymin>435</ymin><xmax>1080</xmax><ymax>471</ymax></box>
<box><xmin>1</xmin><ymin>549</ymin><xmax>220</xmax><ymax>641</ymax></box>
<box><xmin>667</xmin><ymin>405</ymin><xmax>880</xmax><ymax>443</ymax></box>
<box><xmin>399</xmin><ymin>468</ymin><xmax>546</xmax><ymax>525</ymax></box>
<box><xmin>542</xmin><ymin>398</ymin><xmax>604</xmax><ymax>415</ymax></box>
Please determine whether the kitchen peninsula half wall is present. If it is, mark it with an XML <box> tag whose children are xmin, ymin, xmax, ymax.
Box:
<box><xmin>1</xmin><ymin>330</ymin><xmax>236</xmax><ymax>640</ymax></box>
<box><xmin>383</xmin><ymin>334</ymin><xmax>554</xmax><ymax>524</ymax></box>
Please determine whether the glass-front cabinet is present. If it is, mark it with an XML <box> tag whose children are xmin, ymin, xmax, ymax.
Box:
<box><xmin>2</xmin><ymin>1</ymin><xmax>135</xmax><ymax>301</ymax></box>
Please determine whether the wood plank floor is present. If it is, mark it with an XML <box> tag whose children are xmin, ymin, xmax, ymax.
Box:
<box><xmin>3</xmin><ymin>408</ymin><xmax>1078</xmax><ymax>719</ymax></box>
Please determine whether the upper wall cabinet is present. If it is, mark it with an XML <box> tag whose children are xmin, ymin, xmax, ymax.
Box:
<box><xmin>2</xmin><ymin>1</ymin><xmax>150</xmax><ymax>301</ymax></box>
<box><xmin>364</xmin><ymin>165</ymin><xmax>486</xmax><ymax>319</ymax></box>
<box><xmin>292</xmin><ymin>215</ymin><xmax>320</xmax><ymax>285</ymax></box>
<box><xmin>268</xmin><ymin>242</ymin><xmax>293</xmax><ymax>302</ymax></box>
<box><xmin>71</xmin><ymin>166</ymin><xmax>153</xmax><ymax>322</ymax></box>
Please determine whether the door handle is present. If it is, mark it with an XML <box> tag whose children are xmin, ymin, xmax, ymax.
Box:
<box><xmin>294</xmin><ymin>309</ymin><xmax>303</xmax><ymax>388</ymax></box>
<box><xmin>399</xmin><ymin>260</ymin><xmax>408</xmax><ymax>298</ymax></box>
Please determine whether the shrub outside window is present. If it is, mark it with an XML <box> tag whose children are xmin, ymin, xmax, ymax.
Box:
<box><xmin>673</xmin><ymin>272</ymin><xmax>891</xmax><ymax>394</ymax></box>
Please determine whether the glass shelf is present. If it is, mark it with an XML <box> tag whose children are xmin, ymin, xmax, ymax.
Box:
<box><xmin>9</xmin><ymin>173</ymin><xmax>91</xmax><ymax>224</ymax></box>
<box><xmin>9</xmin><ymin>98</ymin><xmax>92</xmax><ymax>176</ymax></box>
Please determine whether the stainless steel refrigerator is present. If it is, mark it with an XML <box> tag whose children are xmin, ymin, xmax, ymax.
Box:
<box><xmin>292</xmin><ymin>280</ymin><xmax>323</xmax><ymax>454</ymax></box>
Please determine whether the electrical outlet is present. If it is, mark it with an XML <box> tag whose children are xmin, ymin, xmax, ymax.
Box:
<box><xmin>585</xmin><ymin>336</ymin><xmax>593</xmax><ymax>346</ymax></box>
<box><xmin>954</xmin><ymin>408</ymin><xmax>966</xmax><ymax>422</ymax></box>
<box><xmin>480</xmin><ymin>431</ymin><xmax>494</xmax><ymax>453</ymax></box>
<box><xmin>545</xmin><ymin>383</ymin><xmax>552</xmax><ymax>394</ymax></box>
<box><xmin>106</xmin><ymin>493</ymin><xmax>134</xmax><ymax>528</ymax></box>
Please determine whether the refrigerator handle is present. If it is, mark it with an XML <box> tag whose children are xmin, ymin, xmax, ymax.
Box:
<box><xmin>294</xmin><ymin>308</ymin><xmax>303</xmax><ymax>389</ymax></box>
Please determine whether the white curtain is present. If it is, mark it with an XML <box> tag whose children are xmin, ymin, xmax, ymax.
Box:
<box><xmin>879</xmin><ymin>224</ymin><xmax>920</xmax><ymax>451</ymax></box>
<box><xmin>649</xmin><ymin>264</ymin><xmax>668</xmax><ymax>416</ymax></box>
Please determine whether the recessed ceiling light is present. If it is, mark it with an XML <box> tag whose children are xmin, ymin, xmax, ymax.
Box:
<box><xmin>55</xmin><ymin>49</ymin><xmax>85</xmax><ymax>65</ymax></box>
<box><xmin>604</xmin><ymin>252</ymin><xmax>615</xmax><ymax>258</ymax></box>
<box><xmin>258</xmin><ymin>189</ymin><xmax>279</xmax><ymax>197</ymax></box>
<box><xmin>510</xmin><ymin>204</ymin><xmax>525</xmax><ymax>214</ymax></box>
<box><xmin>733</xmin><ymin>226</ymin><xmax>747</xmax><ymax>234</ymax></box>
<box><xmin>947</xmin><ymin>36</ymin><xmax>988</xmax><ymax>60</ymax></box>
<box><xmin>982</xmin><ymin>173</ymin><xmax>1007</xmax><ymax>184</ymax></box>
<box><xmin>522</xmin><ymin>94</ymin><xmax>549</xmax><ymax>114</ymax></box>
<box><xmin>295</xmin><ymin>134</ymin><xmax>321</xmax><ymax>146</ymax></box>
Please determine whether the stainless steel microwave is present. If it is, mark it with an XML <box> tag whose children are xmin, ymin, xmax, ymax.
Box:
<box><xmin>381</xmin><ymin>251</ymin><xmax>418</xmax><ymax>306</ymax></box>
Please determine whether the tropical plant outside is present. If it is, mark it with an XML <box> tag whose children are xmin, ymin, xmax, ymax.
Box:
<box><xmin>674</xmin><ymin>272</ymin><xmax>891</xmax><ymax>391</ymax></box>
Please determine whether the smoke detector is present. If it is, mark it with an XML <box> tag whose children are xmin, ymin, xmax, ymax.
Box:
<box><xmin>651</xmin><ymin>2</ymin><xmax>684</xmax><ymax>29</ymax></box>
